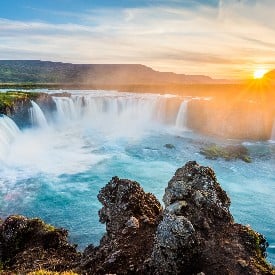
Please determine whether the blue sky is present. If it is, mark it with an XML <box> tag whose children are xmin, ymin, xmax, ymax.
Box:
<box><xmin>0</xmin><ymin>0</ymin><xmax>274</xmax><ymax>78</ymax></box>
<box><xmin>1</xmin><ymin>0</ymin><xmax>220</xmax><ymax>23</ymax></box>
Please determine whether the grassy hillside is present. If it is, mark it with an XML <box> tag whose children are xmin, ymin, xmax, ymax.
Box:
<box><xmin>0</xmin><ymin>60</ymin><xmax>215</xmax><ymax>85</ymax></box>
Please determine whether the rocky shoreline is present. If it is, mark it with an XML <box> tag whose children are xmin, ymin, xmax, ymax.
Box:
<box><xmin>0</xmin><ymin>161</ymin><xmax>274</xmax><ymax>274</ymax></box>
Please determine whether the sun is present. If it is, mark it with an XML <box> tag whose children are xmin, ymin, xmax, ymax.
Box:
<box><xmin>253</xmin><ymin>69</ymin><xmax>267</xmax><ymax>79</ymax></box>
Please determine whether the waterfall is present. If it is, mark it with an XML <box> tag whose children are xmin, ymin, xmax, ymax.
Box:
<box><xmin>175</xmin><ymin>101</ymin><xmax>188</xmax><ymax>129</ymax></box>
<box><xmin>53</xmin><ymin>94</ymin><xmax>168</xmax><ymax>125</ymax></box>
<box><xmin>0</xmin><ymin>115</ymin><xmax>20</xmax><ymax>162</ymax></box>
<box><xmin>53</xmin><ymin>97</ymin><xmax>80</xmax><ymax>121</ymax></box>
<box><xmin>30</xmin><ymin>101</ymin><xmax>48</xmax><ymax>127</ymax></box>
<box><xmin>271</xmin><ymin>119</ymin><xmax>275</xmax><ymax>141</ymax></box>
<box><xmin>81</xmin><ymin>95</ymin><xmax>160</xmax><ymax>121</ymax></box>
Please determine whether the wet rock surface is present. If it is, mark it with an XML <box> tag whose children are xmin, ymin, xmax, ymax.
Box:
<box><xmin>1</xmin><ymin>162</ymin><xmax>274</xmax><ymax>274</ymax></box>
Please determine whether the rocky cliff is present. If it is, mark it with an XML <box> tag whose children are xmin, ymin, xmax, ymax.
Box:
<box><xmin>0</xmin><ymin>91</ymin><xmax>55</xmax><ymax>127</ymax></box>
<box><xmin>0</xmin><ymin>162</ymin><xmax>274</xmax><ymax>274</ymax></box>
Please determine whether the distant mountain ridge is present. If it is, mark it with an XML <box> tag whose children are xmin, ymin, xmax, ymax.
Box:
<box><xmin>0</xmin><ymin>60</ymin><xmax>220</xmax><ymax>84</ymax></box>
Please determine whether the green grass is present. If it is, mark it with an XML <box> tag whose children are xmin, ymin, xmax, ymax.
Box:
<box><xmin>0</xmin><ymin>91</ymin><xmax>39</xmax><ymax>110</ymax></box>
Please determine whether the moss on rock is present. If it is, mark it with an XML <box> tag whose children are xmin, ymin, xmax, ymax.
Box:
<box><xmin>0</xmin><ymin>91</ymin><xmax>39</xmax><ymax>105</ymax></box>
<box><xmin>200</xmin><ymin>144</ymin><xmax>252</xmax><ymax>163</ymax></box>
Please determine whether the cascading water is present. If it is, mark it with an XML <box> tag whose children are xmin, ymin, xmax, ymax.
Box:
<box><xmin>53</xmin><ymin>93</ymin><xmax>172</xmax><ymax>138</ymax></box>
<box><xmin>53</xmin><ymin>97</ymin><xmax>80</xmax><ymax>121</ymax></box>
<box><xmin>175</xmin><ymin>100</ymin><xmax>188</xmax><ymax>129</ymax></box>
<box><xmin>30</xmin><ymin>100</ymin><xmax>48</xmax><ymax>127</ymax></box>
<box><xmin>53</xmin><ymin>93</ymin><xmax>183</xmax><ymax>128</ymax></box>
<box><xmin>70</xmin><ymin>94</ymin><xmax>165</xmax><ymax>123</ymax></box>
<box><xmin>0</xmin><ymin>115</ymin><xmax>20</xmax><ymax>162</ymax></box>
<box><xmin>271</xmin><ymin>119</ymin><xmax>275</xmax><ymax>141</ymax></box>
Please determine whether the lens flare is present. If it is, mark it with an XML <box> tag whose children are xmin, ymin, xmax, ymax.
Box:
<box><xmin>253</xmin><ymin>69</ymin><xmax>267</xmax><ymax>79</ymax></box>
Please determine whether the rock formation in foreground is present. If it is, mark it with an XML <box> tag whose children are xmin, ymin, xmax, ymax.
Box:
<box><xmin>79</xmin><ymin>176</ymin><xmax>162</xmax><ymax>274</ymax></box>
<box><xmin>150</xmin><ymin>161</ymin><xmax>273</xmax><ymax>274</ymax></box>
<box><xmin>0</xmin><ymin>215</ymin><xmax>80</xmax><ymax>273</ymax></box>
<box><xmin>1</xmin><ymin>162</ymin><xmax>274</xmax><ymax>274</ymax></box>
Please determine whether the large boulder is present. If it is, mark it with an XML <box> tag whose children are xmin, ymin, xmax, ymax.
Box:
<box><xmin>150</xmin><ymin>161</ymin><xmax>274</xmax><ymax>274</ymax></box>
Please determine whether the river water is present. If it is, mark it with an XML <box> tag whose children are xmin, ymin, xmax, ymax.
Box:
<box><xmin>0</xmin><ymin>90</ymin><xmax>274</xmax><ymax>265</ymax></box>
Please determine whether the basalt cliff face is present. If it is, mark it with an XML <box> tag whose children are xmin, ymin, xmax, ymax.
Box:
<box><xmin>0</xmin><ymin>91</ymin><xmax>55</xmax><ymax>127</ymax></box>
<box><xmin>0</xmin><ymin>162</ymin><xmax>274</xmax><ymax>274</ymax></box>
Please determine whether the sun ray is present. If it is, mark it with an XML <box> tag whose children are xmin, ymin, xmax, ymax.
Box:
<box><xmin>253</xmin><ymin>69</ymin><xmax>268</xmax><ymax>79</ymax></box>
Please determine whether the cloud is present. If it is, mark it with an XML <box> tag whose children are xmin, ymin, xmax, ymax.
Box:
<box><xmin>0</xmin><ymin>0</ymin><xmax>275</xmax><ymax>78</ymax></box>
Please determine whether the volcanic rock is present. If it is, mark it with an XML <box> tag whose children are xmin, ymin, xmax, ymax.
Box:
<box><xmin>150</xmin><ymin>161</ymin><xmax>274</xmax><ymax>274</ymax></box>
<box><xmin>79</xmin><ymin>176</ymin><xmax>162</xmax><ymax>274</ymax></box>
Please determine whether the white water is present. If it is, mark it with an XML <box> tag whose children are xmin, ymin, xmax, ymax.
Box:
<box><xmin>54</xmin><ymin>93</ymin><xmax>168</xmax><ymax>124</ymax></box>
<box><xmin>52</xmin><ymin>92</ymin><xmax>185</xmax><ymax>139</ymax></box>
<box><xmin>30</xmin><ymin>100</ymin><xmax>48</xmax><ymax>128</ymax></box>
<box><xmin>0</xmin><ymin>115</ymin><xmax>20</xmax><ymax>162</ymax></box>
<box><xmin>53</xmin><ymin>97</ymin><xmax>80</xmax><ymax>121</ymax></box>
<box><xmin>175</xmin><ymin>100</ymin><xmax>188</xmax><ymax>129</ymax></box>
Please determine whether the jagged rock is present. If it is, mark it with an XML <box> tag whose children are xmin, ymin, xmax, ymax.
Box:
<box><xmin>150</xmin><ymin>161</ymin><xmax>274</xmax><ymax>275</ymax></box>
<box><xmin>0</xmin><ymin>215</ymin><xmax>80</xmax><ymax>273</ymax></box>
<box><xmin>79</xmin><ymin>176</ymin><xmax>162</xmax><ymax>274</ymax></box>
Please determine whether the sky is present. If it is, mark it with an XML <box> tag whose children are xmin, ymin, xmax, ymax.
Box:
<box><xmin>0</xmin><ymin>0</ymin><xmax>275</xmax><ymax>79</ymax></box>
